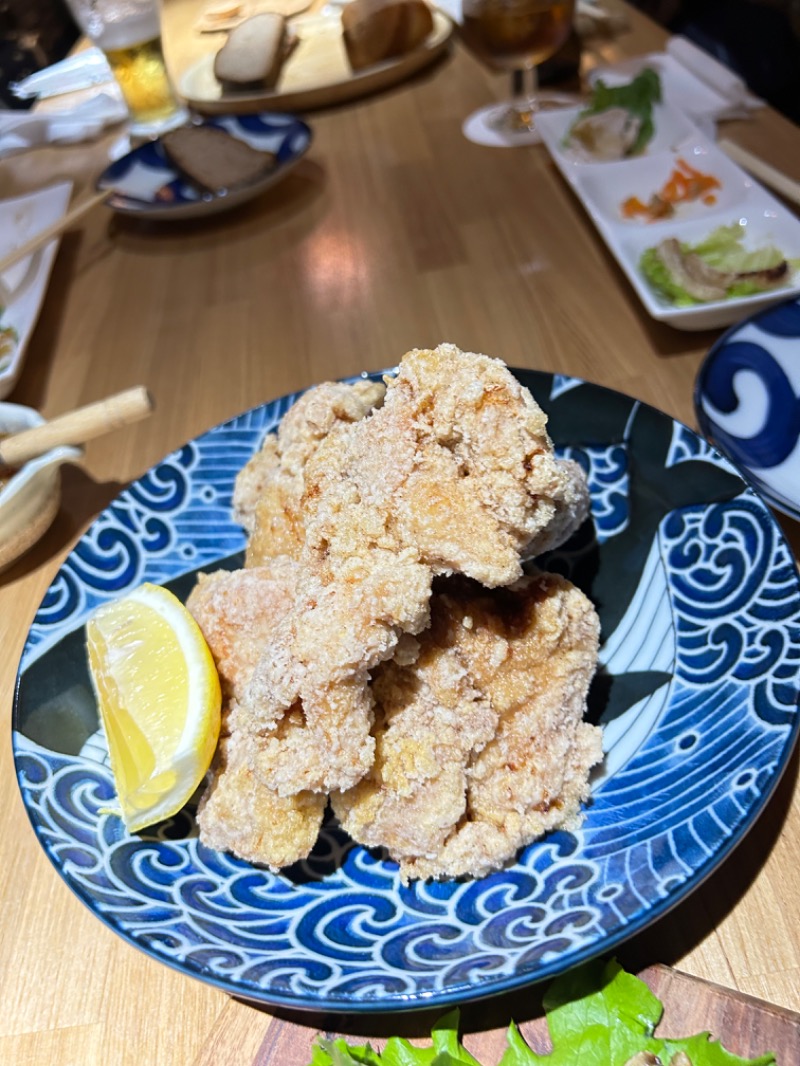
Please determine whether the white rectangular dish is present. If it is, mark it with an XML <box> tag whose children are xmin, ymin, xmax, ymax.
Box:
<box><xmin>0</xmin><ymin>181</ymin><xmax>74</xmax><ymax>398</ymax></box>
<box><xmin>536</xmin><ymin>101</ymin><xmax>800</xmax><ymax>331</ymax></box>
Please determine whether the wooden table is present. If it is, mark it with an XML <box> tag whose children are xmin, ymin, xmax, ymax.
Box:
<box><xmin>1</xmin><ymin>3</ymin><xmax>798</xmax><ymax>1063</ymax></box>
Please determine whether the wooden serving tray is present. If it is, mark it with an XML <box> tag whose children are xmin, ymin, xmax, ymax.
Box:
<box><xmin>191</xmin><ymin>964</ymin><xmax>800</xmax><ymax>1065</ymax></box>
<box><xmin>178</xmin><ymin>9</ymin><xmax>453</xmax><ymax>114</ymax></box>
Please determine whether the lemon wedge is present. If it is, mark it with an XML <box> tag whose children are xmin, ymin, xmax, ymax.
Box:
<box><xmin>86</xmin><ymin>582</ymin><xmax>222</xmax><ymax>833</ymax></box>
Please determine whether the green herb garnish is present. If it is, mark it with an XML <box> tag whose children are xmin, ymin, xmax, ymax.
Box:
<box><xmin>568</xmin><ymin>68</ymin><xmax>662</xmax><ymax>156</ymax></box>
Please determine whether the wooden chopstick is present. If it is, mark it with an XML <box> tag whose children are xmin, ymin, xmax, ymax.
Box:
<box><xmin>0</xmin><ymin>385</ymin><xmax>154</xmax><ymax>467</ymax></box>
<box><xmin>718</xmin><ymin>138</ymin><xmax>800</xmax><ymax>209</ymax></box>
<box><xmin>0</xmin><ymin>188</ymin><xmax>111</xmax><ymax>276</ymax></box>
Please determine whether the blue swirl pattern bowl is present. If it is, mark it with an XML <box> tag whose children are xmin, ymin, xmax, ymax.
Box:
<box><xmin>12</xmin><ymin>370</ymin><xmax>800</xmax><ymax>1012</ymax></box>
<box><xmin>695</xmin><ymin>295</ymin><xmax>800</xmax><ymax>522</ymax></box>
<box><xmin>97</xmin><ymin>112</ymin><xmax>312</xmax><ymax>220</ymax></box>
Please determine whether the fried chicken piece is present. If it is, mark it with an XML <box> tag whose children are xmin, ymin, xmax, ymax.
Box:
<box><xmin>523</xmin><ymin>457</ymin><xmax>591</xmax><ymax>559</ymax></box>
<box><xmin>187</xmin><ymin>559</ymin><xmax>298</xmax><ymax>711</ymax></box>
<box><xmin>332</xmin><ymin>570</ymin><xmax>602</xmax><ymax>882</ymax></box>
<box><xmin>196</xmin><ymin>730</ymin><xmax>325</xmax><ymax>869</ymax></box>
<box><xmin>239</xmin><ymin>345</ymin><xmax>590</xmax><ymax>798</ymax></box>
<box><xmin>234</xmin><ymin>379</ymin><xmax>386</xmax><ymax>561</ymax></box>
<box><xmin>329</xmin><ymin>627</ymin><xmax>500</xmax><ymax>864</ymax></box>
<box><xmin>186</xmin><ymin>563</ymin><xmax>327</xmax><ymax>869</ymax></box>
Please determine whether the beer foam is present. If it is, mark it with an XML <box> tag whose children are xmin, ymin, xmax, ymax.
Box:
<box><xmin>94</xmin><ymin>8</ymin><xmax>161</xmax><ymax>51</ymax></box>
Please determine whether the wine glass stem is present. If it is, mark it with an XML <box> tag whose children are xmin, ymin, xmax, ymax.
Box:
<box><xmin>511</xmin><ymin>65</ymin><xmax>539</xmax><ymax>108</ymax></box>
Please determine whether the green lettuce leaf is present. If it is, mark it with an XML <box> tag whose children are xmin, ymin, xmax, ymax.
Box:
<box><xmin>311</xmin><ymin>1012</ymin><xmax>483</xmax><ymax>1066</ymax></box>
<box><xmin>505</xmin><ymin>958</ymin><xmax>777</xmax><ymax>1066</ymax></box>
<box><xmin>689</xmin><ymin>223</ymin><xmax>786</xmax><ymax>272</ymax></box>
<box><xmin>381</xmin><ymin>1011</ymin><xmax>484</xmax><ymax>1066</ymax></box>
<box><xmin>311</xmin><ymin>1037</ymin><xmax>384</xmax><ymax>1064</ymax></box>
<box><xmin>306</xmin><ymin>961</ymin><xmax>777</xmax><ymax>1066</ymax></box>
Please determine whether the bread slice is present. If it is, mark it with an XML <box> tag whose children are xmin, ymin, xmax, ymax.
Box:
<box><xmin>342</xmin><ymin>0</ymin><xmax>434</xmax><ymax>72</ymax></box>
<box><xmin>213</xmin><ymin>12</ymin><xmax>289</xmax><ymax>90</ymax></box>
<box><xmin>161</xmin><ymin>125</ymin><xmax>276</xmax><ymax>193</ymax></box>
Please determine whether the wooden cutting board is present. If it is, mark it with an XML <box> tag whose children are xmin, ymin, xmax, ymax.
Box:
<box><xmin>190</xmin><ymin>964</ymin><xmax>800</xmax><ymax>1065</ymax></box>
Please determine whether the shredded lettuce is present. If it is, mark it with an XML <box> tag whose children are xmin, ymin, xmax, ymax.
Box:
<box><xmin>567</xmin><ymin>68</ymin><xmax>662</xmax><ymax>156</ymax></box>
<box><xmin>640</xmin><ymin>222</ymin><xmax>799</xmax><ymax>305</ymax></box>
<box><xmin>688</xmin><ymin>223</ymin><xmax>787</xmax><ymax>272</ymax></box>
<box><xmin>311</xmin><ymin>1009</ymin><xmax>483</xmax><ymax>1066</ymax></box>
<box><xmin>307</xmin><ymin>960</ymin><xmax>776</xmax><ymax>1066</ymax></box>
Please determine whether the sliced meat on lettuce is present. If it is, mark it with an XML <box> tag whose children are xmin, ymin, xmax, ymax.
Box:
<box><xmin>640</xmin><ymin>222</ymin><xmax>798</xmax><ymax>305</ymax></box>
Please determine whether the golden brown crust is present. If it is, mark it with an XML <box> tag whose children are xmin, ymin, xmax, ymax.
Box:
<box><xmin>235</xmin><ymin>379</ymin><xmax>386</xmax><ymax>563</ymax></box>
<box><xmin>188</xmin><ymin>562</ymin><xmax>326</xmax><ymax>870</ymax></box>
<box><xmin>189</xmin><ymin>345</ymin><xmax>600</xmax><ymax>876</ymax></box>
<box><xmin>342</xmin><ymin>0</ymin><xmax>434</xmax><ymax>71</ymax></box>
<box><xmin>333</xmin><ymin>571</ymin><xmax>602</xmax><ymax>881</ymax></box>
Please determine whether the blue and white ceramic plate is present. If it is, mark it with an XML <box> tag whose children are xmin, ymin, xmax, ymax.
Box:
<box><xmin>96</xmin><ymin>112</ymin><xmax>312</xmax><ymax>220</ymax></box>
<box><xmin>12</xmin><ymin>371</ymin><xmax>800</xmax><ymax>1012</ymax></box>
<box><xmin>695</xmin><ymin>296</ymin><xmax>800</xmax><ymax>522</ymax></box>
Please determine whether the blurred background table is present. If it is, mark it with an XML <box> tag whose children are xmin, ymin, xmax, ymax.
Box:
<box><xmin>0</xmin><ymin>2</ymin><xmax>798</xmax><ymax>1063</ymax></box>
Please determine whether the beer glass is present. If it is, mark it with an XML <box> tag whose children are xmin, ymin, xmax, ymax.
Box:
<box><xmin>64</xmin><ymin>0</ymin><xmax>188</xmax><ymax>137</ymax></box>
<box><xmin>461</xmin><ymin>0</ymin><xmax>577</xmax><ymax>146</ymax></box>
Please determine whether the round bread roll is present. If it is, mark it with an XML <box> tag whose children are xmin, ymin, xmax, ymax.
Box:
<box><xmin>342</xmin><ymin>0</ymin><xmax>435</xmax><ymax>71</ymax></box>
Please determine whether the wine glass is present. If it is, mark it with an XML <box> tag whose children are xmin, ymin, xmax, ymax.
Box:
<box><xmin>461</xmin><ymin>0</ymin><xmax>577</xmax><ymax>147</ymax></box>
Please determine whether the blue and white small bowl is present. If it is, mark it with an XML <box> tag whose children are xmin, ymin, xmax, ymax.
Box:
<box><xmin>97</xmin><ymin>112</ymin><xmax>313</xmax><ymax>220</ymax></box>
<box><xmin>695</xmin><ymin>295</ymin><xmax>800</xmax><ymax>522</ymax></box>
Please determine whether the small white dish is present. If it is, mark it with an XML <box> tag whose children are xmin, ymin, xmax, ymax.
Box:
<box><xmin>536</xmin><ymin>103</ymin><xmax>800</xmax><ymax>331</ymax></box>
<box><xmin>0</xmin><ymin>182</ymin><xmax>74</xmax><ymax>398</ymax></box>
<box><xmin>0</xmin><ymin>402</ymin><xmax>82</xmax><ymax>572</ymax></box>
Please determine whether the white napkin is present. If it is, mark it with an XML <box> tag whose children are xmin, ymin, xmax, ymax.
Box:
<box><xmin>9</xmin><ymin>48</ymin><xmax>115</xmax><ymax>101</ymax></box>
<box><xmin>665</xmin><ymin>35</ymin><xmax>763</xmax><ymax>119</ymax></box>
<box><xmin>0</xmin><ymin>92</ymin><xmax>129</xmax><ymax>158</ymax></box>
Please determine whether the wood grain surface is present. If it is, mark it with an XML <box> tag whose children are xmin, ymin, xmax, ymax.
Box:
<box><xmin>1</xmin><ymin>2</ymin><xmax>799</xmax><ymax>1064</ymax></box>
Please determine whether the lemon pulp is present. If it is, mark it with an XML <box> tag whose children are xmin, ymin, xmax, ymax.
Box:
<box><xmin>86</xmin><ymin>582</ymin><xmax>222</xmax><ymax>832</ymax></box>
